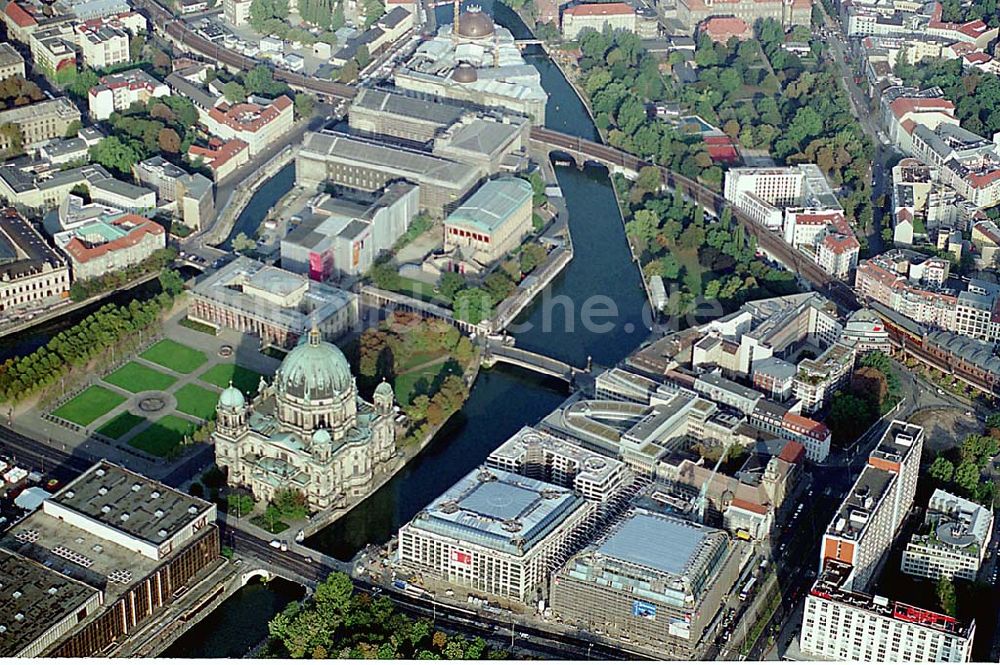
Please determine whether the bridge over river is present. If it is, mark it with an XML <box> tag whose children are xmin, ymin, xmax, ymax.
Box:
<box><xmin>484</xmin><ymin>337</ymin><xmax>591</xmax><ymax>384</ymax></box>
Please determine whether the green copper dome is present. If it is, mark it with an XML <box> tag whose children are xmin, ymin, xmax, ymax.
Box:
<box><xmin>275</xmin><ymin>328</ymin><xmax>353</xmax><ymax>400</ymax></box>
<box><xmin>374</xmin><ymin>379</ymin><xmax>394</xmax><ymax>399</ymax></box>
<box><xmin>219</xmin><ymin>382</ymin><xmax>245</xmax><ymax>409</ymax></box>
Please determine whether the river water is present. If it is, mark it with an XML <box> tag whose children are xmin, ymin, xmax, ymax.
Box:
<box><xmin>153</xmin><ymin>3</ymin><xmax>648</xmax><ymax>654</ymax></box>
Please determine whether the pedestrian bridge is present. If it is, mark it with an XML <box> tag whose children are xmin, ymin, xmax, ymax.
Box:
<box><xmin>484</xmin><ymin>339</ymin><xmax>589</xmax><ymax>383</ymax></box>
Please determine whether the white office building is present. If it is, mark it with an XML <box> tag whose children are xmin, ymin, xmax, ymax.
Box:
<box><xmin>901</xmin><ymin>489</ymin><xmax>993</xmax><ymax>582</ymax></box>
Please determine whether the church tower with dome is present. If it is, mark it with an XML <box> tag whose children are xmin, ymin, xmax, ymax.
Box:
<box><xmin>213</xmin><ymin>327</ymin><xmax>396</xmax><ymax>511</ymax></box>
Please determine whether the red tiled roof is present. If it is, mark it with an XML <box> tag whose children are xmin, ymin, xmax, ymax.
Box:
<box><xmin>970</xmin><ymin>170</ymin><xmax>1000</xmax><ymax>188</ymax></box>
<box><xmin>778</xmin><ymin>440</ymin><xmax>806</xmax><ymax>464</ymax></box>
<box><xmin>889</xmin><ymin>97</ymin><xmax>955</xmax><ymax>119</ymax></box>
<box><xmin>188</xmin><ymin>138</ymin><xmax>249</xmax><ymax>171</ymax></box>
<box><xmin>564</xmin><ymin>2</ymin><xmax>634</xmax><ymax>16</ymax></box>
<box><xmin>207</xmin><ymin>95</ymin><xmax>292</xmax><ymax>133</ymax></box>
<box><xmin>730</xmin><ymin>497</ymin><xmax>769</xmax><ymax>515</ymax></box>
<box><xmin>822</xmin><ymin>233</ymin><xmax>861</xmax><ymax>254</ymax></box>
<box><xmin>700</xmin><ymin>16</ymin><xmax>751</xmax><ymax>40</ymax></box>
<box><xmin>782</xmin><ymin>413</ymin><xmax>830</xmax><ymax>440</ymax></box>
<box><xmin>5</xmin><ymin>2</ymin><xmax>36</xmax><ymax>27</ymax></box>
<box><xmin>793</xmin><ymin>211</ymin><xmax>843</xmax><ymax>225</ymax></box>
<box><xmin>964</xmin><ymin>52</ymin><xmax>991</xmax><ymax>64</ymax></box>
<box><xmin>63</xmin><ymin>215</ymin><xmax>164</xmax><ymax>264</ymax></box>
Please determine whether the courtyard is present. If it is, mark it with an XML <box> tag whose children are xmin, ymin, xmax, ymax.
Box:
<box><xmin>42</xmin><ymin>318</ymin><xmax>274</xmax><ymax>460</ymax></box>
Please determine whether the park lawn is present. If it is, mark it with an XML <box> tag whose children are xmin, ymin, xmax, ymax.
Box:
<box><xmin>174</xmin><ymin>384</ymin><xmax>221</xmax><ymax>420</ymax></box>
<box><xmin>394</xmin><ymin>276</ymin><xmax>451</xmax><ymax>306</ymax></box>
<box><xmin>393</xmin><ymin>361</ymin><xmax>463</xmax><ymax>406</ymax></box>
<box><xmin>200</xmin><ymin>364</ymin><xmax>263</xmax><ymax>396</ymax></box>
<box><xmin>128</xmin><ymin>414</ymin><xmax>198</xmax><ymax>457</ymax></box>
<box><xmin>104</xmin><ymin>362</ymin><xmax>177</xmax><ymax>393</ymax></box>
<box><xmin>52</xmin><ymin>386</ymin><xmax>126</xmax><ymax>426</ymax></box>
<box><xmin>675</xmin><ymin>246</ymin><xmax>706</xmax><ymax>295</ymax></box>
<box><xmin>140</xmin><ymin>339</ymin><xmax>208</xmax><ymax>374</ymax></box>
<box><xmin>97</xmin><ymin>412</ymin><xmax>146</xmax><ymax>440</ymax></box>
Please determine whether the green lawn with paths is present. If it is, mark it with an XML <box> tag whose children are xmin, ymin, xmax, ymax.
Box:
<box><xmin>97</xmin><ymin>412</ymin><xmax>146</xmax><ymax>439</ymax></box>
<box><xmin>127</xmin><ymin>414</ymin><xmax>198</xmax><ymax>456</ymax></box>
<box><xmin>174</xmin><ymin>384</ymin><xmax>221</xmax><ymax>420</ymax></box>
<box><xmin>140</xmin><ymin>339</ymin><xmax>208</xmax><ymax>373</ymax></box>
<box><xmin>104</xmin><ymin>362</ymin><xmax>177</xmax><ymax>393</ymax></box>
<box><xmin>199</xmin><ymin>364</ymin><xmax>263</xmax><ymax>396</ymax></box>
<box><xmin>52</xmin><ymin>386</ymin><xmax>126</xmax><ymax>426</ymax></box>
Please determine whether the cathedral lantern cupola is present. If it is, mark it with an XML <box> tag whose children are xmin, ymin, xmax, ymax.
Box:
<box><xmin>216</xmin><ymin>381</ymin><xmax>248</xmax><ymax>437</ymax></box>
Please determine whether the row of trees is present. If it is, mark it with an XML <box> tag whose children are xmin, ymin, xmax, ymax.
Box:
<box><xmin>69</xmin><ymin>248</ymin><xmax>179</xmax><ymax>301</ymax></box>
<box><xmin>0</xmin><ymin>75</ymin><xmax>45</xmax><ymax>110</ymax></box>
<box><xmin>267</xmin><ymin>572</ymin><xmax>508</xmax><ymax>658</ymax></box>
<box><xmin>0</xmin><ymin>269</ymin><xmax>184</xmax><ymax>404</ymax></box>
<box><xmin>576</xmin><ymin>29</ymin><xmax>719</xmax><ymax>186</ymax></box>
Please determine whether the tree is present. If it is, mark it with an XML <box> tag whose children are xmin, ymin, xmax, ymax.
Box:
<box><xmin>936</xmin><ymin>576</ymin><xmax>957</xmax><ymax>616</ymax></box>
<box><xmin>63</xmin><ymin>119</ymin><xmax>82</xmax><ymax>138</ymax></box>
<box><xmin>232</xmin><ymin>232</ymin><xmax>256</xmax><ymax>254</ymax></box>
<box><xmin>273</xmin><ymin>488</ymin><xmax>308</xmax><ymax>519</ymax></box>
<box><xmin>90</xmin><ymin>136</ymin><xmax>139</xmax><ymax>177</ymax></box>
<box><xmin>484</xmin><ymin>272</ymin><xmax>516</xmax><ymax>303</ymax></box>
<box><xmin>157</xmin><ymin>127</ymin><xmax>181</xmax><ymax>153</ymax></box>
<box><xmin>294</xmin><ymin>92</ymin><xmax>315</xmax><ymax>119</ymax></box>
<box><xmin>929</xmin><ymin>456</ymin><xmax>955</xmax><ymax>484</ymax></box>
<box><xmin>158</xmin><ymin>268</ymin><xmax>184</xmax><ymax>296</ymax></box>
<box><xmin>452</xmin><ymin>288</ymin><xmax>493</xmax><ymax>325</ymax></box>
<box><xmin>356</xmin><ymin>44</ymin><xmax>372</xmax><ymax>68</ymax></box>
<box><xmin>339</xmin><ymin>60</ymin><xmax>359</xmax><ymax>83</ymax></box>
<box><xmin>129</xmin><ymin>32</ymin><xmax>145</xmax><ymax>61</ymax></box>
<box><xmin>437</xmin><ymin>272</ymin><xmax>467</xmax><ymax>301</ymax></box>
<box><xmin>953</xmin><ymin>461</ymin><xmax>981</xmax><ymax>496</ymax></box>
<box><xmin>222</xmin><ymin>81</ymin><xmax>246</xmax><ymax>104</ymax></box>
<box><xmin>227</xmin><ymin>492</ymin><xmax>255</xmax><ymax>516</ymax></box>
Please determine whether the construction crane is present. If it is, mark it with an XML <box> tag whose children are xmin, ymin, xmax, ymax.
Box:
<box><xmin>693</xmin><ymin>437</ymin><xmax>735</xmax><ymax>524</ymax></box>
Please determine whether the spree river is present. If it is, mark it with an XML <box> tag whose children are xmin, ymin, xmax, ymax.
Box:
<box><xmin>166</xmin><ymin>3</ymin><xmax>648</xmax><ymax>655</ymax></box>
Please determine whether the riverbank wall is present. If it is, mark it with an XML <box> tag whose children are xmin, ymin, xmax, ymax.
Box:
<box><xmin>0</xmin><ymin>271</ymin><xmax>162</xmax><ymax>342</ymax></box>
<box><xmin>202</xmin><ymin>146</ymin><xmax>297</xmax><ymax>248</ymax></box>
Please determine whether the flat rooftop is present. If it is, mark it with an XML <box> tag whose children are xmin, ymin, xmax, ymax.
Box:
<box><xmin>597</xmin><ymin>510</ymin><xmax>722</xmax><ymax>577</ymax></box>
<box><xmin>871</xmin><ymin>420</ymin><xmax>922</xmax><ymax>465</ymax></box>
<box><xmin>405</xmin><ymin>467</ymin><xmax>587</xmax><ymax>555</ymax></box>
<box><xmin>0</xmin><ymin>550</ymin><xmax>99</xmax><ymax>657</ymax></box>
<box><xmin>48</xmin><ymin>461</ymin><xmax>213</xmax><ymax>546</ymax></box>
<box><xmin>0</xmin><ymin>208</ymin><xmax>65</xmax><ymax>282</ymax></box>
<box><xmin>812</xmin><ymin>560</ymin><xmax>970</xmax><ymax>638</ymax></box>
<box><xmin>350</xmin><ymin>88</ymin><xmax>464</xmax><ymax>127</ymax></box>
<box><xmin>487</xmin><ymin>426</ymin><xmax>626</xmax><ymax>489</ymax></box>
<box><xmin>827</xmin><ymin>465</ymin><xmax>894</xmax><ymax>542</ymax></box>
<box><xmin>445</xmin><ymin>177</ymin><xmax>531</xmax><ymax>234</ymax></box>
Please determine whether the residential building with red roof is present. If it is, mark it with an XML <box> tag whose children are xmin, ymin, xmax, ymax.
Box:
<box><xmin>884</xmin><ymin>95</ymin><xmax>958</xmax><ymax>153</ymax></box>
<box><xmin>2</xmin><ymin>2</ymin><xmax>38</xmax><ymax>42</ymax></box>
<box><xmin>87</xmin><ymin>68</ymin><xmax>169</xmax><ymax>120</ymax></box>
<box><xmin>187</xmin><ymin>138</ymin><xmax>250</xmax><ymax>181</ymax></box>
<box><xmin>855</xmin><ymin>250</ymin><xmax>958</xmax><ymax>330</ymax></box>
<box><xmin>203</xmin><ymin>95</ymin><xmax>293</xmax><ymax>156</ymax></box>
<box><xmin>54</xmin><ymin>213</ymin><xmax>166</xmax><ymax>281</ymax></box>
<box><xmin>699</xmin><ymin>16</ymin><xmax>751</xmax><ymax>43</ymax></box>
<box><xmin>560</xmin><ymin>2</ymin><xmax>636</xmax><ymax>40</ymax></box>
